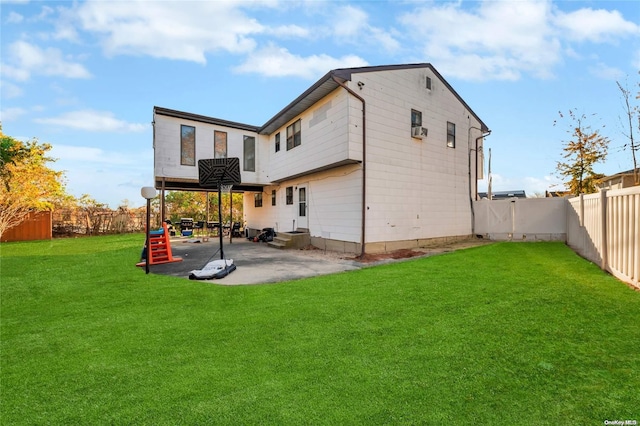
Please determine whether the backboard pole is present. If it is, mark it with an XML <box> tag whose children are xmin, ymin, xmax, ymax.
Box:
<box><xmin>229</xmin><ymin>190</ymin><xmax>233</xmax><ymax>244</ymax></box>
<box><xmin>218</xmin><ymin>185</ymin><xmax>224</xmax><ymax>260</ymax></box>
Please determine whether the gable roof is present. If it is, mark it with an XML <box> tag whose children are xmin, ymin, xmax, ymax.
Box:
<box><xmin>155</xmin><ymin>63</ymin><xmax>490</xmax><ymax>136</ymax></box>
<box><xmin>258</xmin><ymin>63</ymin><xmax>490</xmax><ymax>135</ymax></box>
<box><xmin>601</xmin><ymin>168</ymin><xmax>639</xmax><ymax>180</ymax></box>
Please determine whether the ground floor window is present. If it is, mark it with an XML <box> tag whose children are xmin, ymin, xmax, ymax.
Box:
<box><xmin>286</xmin><ymin>186</ymin><xmax>293</xmax><ymax>204</ymax></box>
<box><xmin>271</xmin><ymin>189</ymin><xmax>276</xmax><ymax>206</ymax></box>
<box><xmin>298</xmin><ymin>187</ymin><xmax>306</xmax><ymax>217</ymax></box>
<box><xmin>254</xmin><ymin>192</ymin><xmax>262</xmax><ymax>207</ymax></box>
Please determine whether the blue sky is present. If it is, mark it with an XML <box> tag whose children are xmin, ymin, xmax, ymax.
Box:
<box><xmin>1</xmin><ymin>0</ymin><xmax>639</xmax><ymax>208</ymax></box>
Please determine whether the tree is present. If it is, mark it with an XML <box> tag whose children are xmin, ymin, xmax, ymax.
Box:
<box><xmin>0</xmin><ymin>131</ymin><xmax>29</xmax><ymax>191</ymax></box>
<box><xmin>163</xmin><ymin>190</ymin><xmax>243</xmax><ymax>225</ymax></box>
<box><xmin>77</xmin><ymin>194</ymin><xmax>108</xmax><ymax>235</ymax></box>
<box><xmin>616</xmin><ymin>76</ymin><xmax>639</xmax><ymax>186</ymax></box>
<box><xmin>0</xmin><ymin>127</ymin><xmax>66</xmax><ymax>239</ymax></box>
<box><xmin>555</xmin><ymin>110</ymin><xmax>610</xmax><ymax>196</ymax></box>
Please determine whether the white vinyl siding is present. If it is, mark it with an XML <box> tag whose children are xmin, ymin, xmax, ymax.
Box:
<box><xmin>153</xmin><ymin>115</ymin><xmax>262</xmax><ymax>184</ymax></box>
<box><xmin>266</xmin><ymin>90</ymin><xmax>360</xmax><ymax>182</ymax></box>
<box><xmin>356</xmin><ymin>68</ymin><xmax>482</xmax><ymax>242</ymax></box>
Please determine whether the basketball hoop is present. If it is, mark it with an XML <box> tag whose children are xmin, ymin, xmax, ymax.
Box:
<box><xmin>197</xmin><ymin>158</ymin><xmax>240</xmax><ymax>262</ymax></box>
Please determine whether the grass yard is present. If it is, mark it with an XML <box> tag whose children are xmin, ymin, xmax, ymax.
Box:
<box><xmin>1</xmin><ymin>235</ymin><xmax>639</xmax><ymax>424</ymax></box>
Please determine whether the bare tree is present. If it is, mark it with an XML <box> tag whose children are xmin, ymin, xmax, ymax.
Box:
<box><xmin>616</xmin><ymin>76</ymin><xmax>639</xmax><ymax>185</ymax></box>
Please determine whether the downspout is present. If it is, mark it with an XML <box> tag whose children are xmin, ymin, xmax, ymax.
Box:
<box><xmin>468</xmin><ymin>126</ymin><xmax>491</xmax><ymax>235</ymax></box>
<box><xmin>332</xmin><ymin>75</ymin><xmax>366</xmax><ymax>257</ymax></box>
<box><xmin>475</xmin><ymin>133</ymin><xmax>489</xmax><ymax>199</ymax></box>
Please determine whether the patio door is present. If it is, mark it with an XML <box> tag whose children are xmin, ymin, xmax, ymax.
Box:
<box><xmin>297</xmin><ymin>185</ymin><xmax>308</xmax><ymax>229</ymax></box>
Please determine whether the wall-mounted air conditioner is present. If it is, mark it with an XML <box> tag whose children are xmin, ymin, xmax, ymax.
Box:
<box><xmin>412</xmin><ymin>126</ymin><xmax>428</xmax><ymax>139</ymax></box>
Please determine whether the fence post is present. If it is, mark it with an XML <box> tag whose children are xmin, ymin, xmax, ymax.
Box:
<box><xmin>635</xmin><ymin>192</ymin><xmax>640</xmax><ymax>286</ymax></box>
<box><xmin>600</xmin><ymin>189</ymin><xmax>608</xmax><ymax>271</ymax></box>
<box><xmin>579</xmin><ymin>193</ymin><xmax>584</xmax><ymax>227</ymax></box>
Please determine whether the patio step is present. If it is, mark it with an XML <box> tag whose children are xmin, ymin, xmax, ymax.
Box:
<box><xmin>267</xmin><ymin>230</ymin><xmax>310</xmax><ymax>250</ymax></box>
<box><xmin>267</xmin><ymin>239</ymin><xmax>287</xmax><ymax>249</ymax></box>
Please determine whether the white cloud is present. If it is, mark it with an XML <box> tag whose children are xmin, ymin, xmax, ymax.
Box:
<box><xmin>268</xmin><ymin>24</ymin><xmax>310</xmax><ymax>38</ymax></box>
<box><xmin>0</xmin><ymin>81</ymin><xmax>24</xmax><ymax>99</ymax></box>
<box><xmin>398</xmin><ymin>0</ymin><xmax>639</xmax><ymax>82</ymax></box>
<box><xmin>399</xmin><ymin>0</ymin><xmax>561</xmax><ymax>81</ymax></box>
<box><xmin>0</xmin><ymin>63</ymin><xmax>31</xmax><ymax>82</ymax></box>
<box><xmin>633</xmin><ymin>50</ymin><xmax>640</xmax><ymax>70</ymax></box>
<box><xmin>6</xmin><ymin>11</ymin><xmax>24</xmax><ymax>24</ymax></box>
<box><xmin>369</xmin><ymin>27</ymin><xmax>401</xmax><ymax>53</ymax></box>
<box><xmin>4</xmin><ymin>40</ymin><xmax>92</xmax><ymax>81</ymax></box>
<box><xmin>50</xmin><ymin>144</ymin><xmax>139</xmax><ymax>165</ymax></box>
<box><xmin>0</xmin><ymin>106</ymin><xmax>27</xmax><ymax>122</ymax></box>
<box><xmin>50</xmin><ymin>144</ymin><xmax>153</xmax><ymax>208</ymax></box>
<box><xmin>233</xmin><ymin>44</ymin><xmax>368</xmax><ymax>79</ymax></box>
<box><xmin>73</xmin><ymin>1</ymin><xmax>263</xmax><ymax>63</ymax></box>
<box><xmin>554</xmin><ymin>8</ymin><xmax>640</xmax><ymax>42</ymax></box>
<box><xmin>330</xmin><ymin>5</ymin><xmax>400</xmax><ymax>53</ymax></box>
<box><xmin>35</xmin><ymin>110</ymin><xmax>148</xmax><ymax>132</ymax></box>
<box><xmin>589</xmin><ymin>62</ymin><xmax>625</xmax><ymax>80</ymax></box>
<box><xmin>333</xmin><ymin>5</ymin><xmax>368</xmax><ymax>38</ymax></box>
<box><xmin>34</xmin><ymin>5</ymin><xmax>55</xmax><ymax>21</ymax></box>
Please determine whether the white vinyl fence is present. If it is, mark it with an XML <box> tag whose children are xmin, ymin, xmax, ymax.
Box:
<box><xmin>474</xmin><ymin>186</ymin><xmax>640</xmax><ymax>288</ymax></box>
<box><xmin>474</xmin><ymin>197</ymin><xmax>567</xmax><ymax>241</ymax></box>
<box><xmin>567</xmin><ymin>187</ymin><xmax>639</xmax><ymax>287</ymax></box>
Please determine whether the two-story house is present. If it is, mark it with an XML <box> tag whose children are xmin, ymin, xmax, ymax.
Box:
<box><xmin>153</xmin><ymin>63</ymin><xmax>490</xmax><ymax>254</ymax></box>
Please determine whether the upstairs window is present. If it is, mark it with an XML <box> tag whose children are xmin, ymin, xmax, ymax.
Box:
<box><xmin>447</xmin><ymin>122</ymin><xmax>456</xmax><ymax>148</ymax></box>
<box><xmin>243</xmin><ymin>135</ymin><xmax>255</xmax><ymax>171</ymax></box>
<box><xmin>411</xmin><ymin>109</ymin><xmax>422</xmax><ymax>127</ymax></box>
<box><xmin>214</xmin><ymin>130</ymin><xmax>227</xmax><ymax>159</ymax></box>
<box><xmin>286</xmin><ymin>186</ymin><xmax>293</xmax><ymax>205</ymax></box>
<box><xmin>286</xmin><ymin>120</ymin><xmax>301</xmax><ymax>150</ymax></box>
<box><xmin>411</xmin><ymin>110</ymin><xmax>424</xmax><ymax>138</ymax></box>
<box><xmin>426</xmin><ymin>76</ymin><xmax>432</xmax><ymax>90</ymax></box>
<box><xmin>275</xmin><ymin>132</ymin><xmax>280</xmax><ymax>152</ymax></box>
<box><xmin>180</xmin><ymin>125</ymin><xmax>195</xmax><ymax>166</ymax></box>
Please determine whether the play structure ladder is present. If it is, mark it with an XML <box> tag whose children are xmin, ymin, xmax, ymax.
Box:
<box><xmin>136</xmin><ymin>222</ymin><xmax>182</xmax><ymax>267</ymax></box>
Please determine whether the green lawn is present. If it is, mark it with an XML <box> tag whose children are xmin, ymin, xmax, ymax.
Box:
<box><xmin>1</xmin><ymin>235</ymin><xmax>638</xmax><ymax>425</ymax></box>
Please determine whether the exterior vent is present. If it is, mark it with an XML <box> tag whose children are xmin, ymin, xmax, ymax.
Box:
<box><xmin>411</xmin><ymin>126</ymin><xmax>423</xmax><ymax>139</ymax></box>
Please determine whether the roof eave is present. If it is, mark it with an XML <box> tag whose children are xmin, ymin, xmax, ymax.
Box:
<box><xmin>258</xmin><ymin>70</ymin><xmax>346</xmax><ymax>135</ymax></box>
<box><xmin>258</xmin><ymin>63</ymin><xmax>490</xmax><ymax>135</ymax></box>
<box><xmin>154</xmin><ymin>106</ymin><xmax>259</xmax><ymax>132</ymax></box>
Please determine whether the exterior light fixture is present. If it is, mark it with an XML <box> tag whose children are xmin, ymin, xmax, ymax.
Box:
<box><xmin>141</xmin><ymin>186</ymin><xmax>157</xmax><ymax>274</ymax></box>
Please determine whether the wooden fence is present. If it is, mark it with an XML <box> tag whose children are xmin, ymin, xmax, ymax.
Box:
<box><xmin>52</xmin><ymin>207</ymin><xmax>147</xmax><ymax>237</ymax></box>
<box><xmin>1</xmin><ymin>211</ymin><xmax>52</xmax><ymax>242</ymax></box>
<box><xmin>567</xmin><ymin>187</ymin><xmax>640</xmax><ymax>288</ymax></box>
